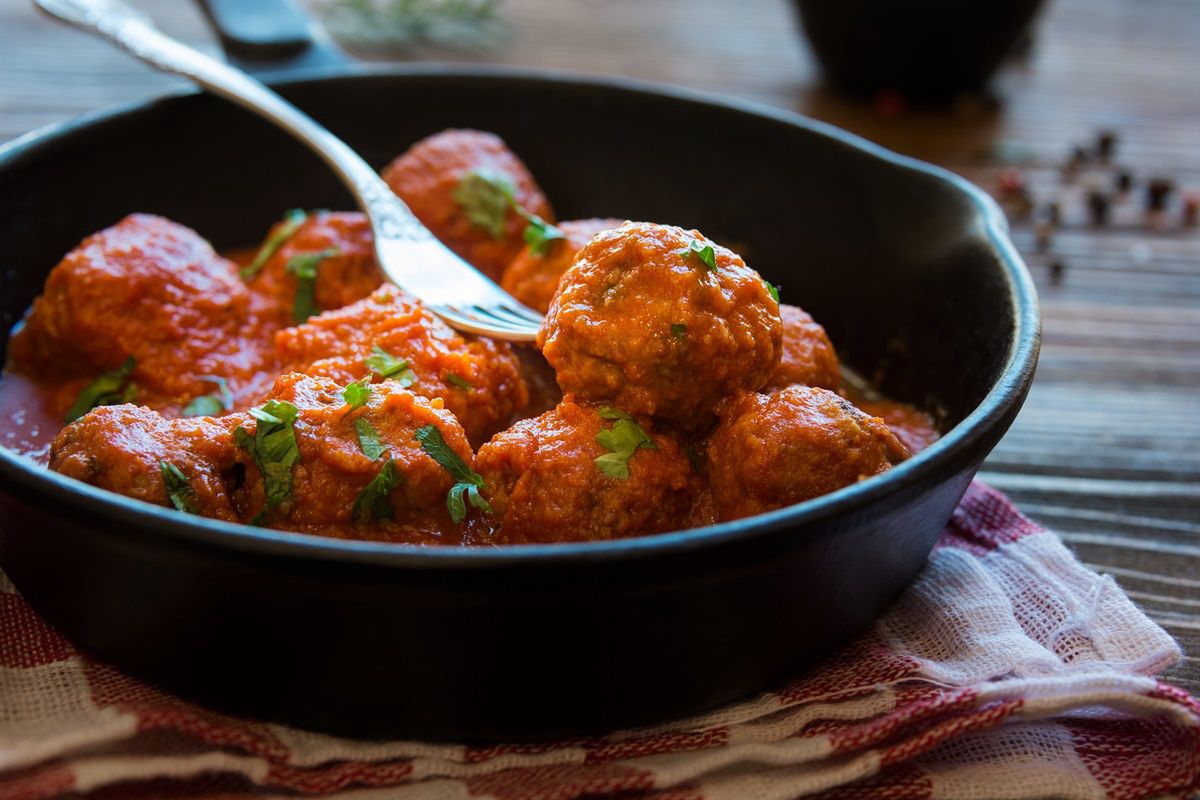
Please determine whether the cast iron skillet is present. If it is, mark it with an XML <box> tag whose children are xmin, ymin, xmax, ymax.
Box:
<box><xmin>0</xmin><ymin>23</ymin><xmax>1039</xmax><ymax>741</ymax></box>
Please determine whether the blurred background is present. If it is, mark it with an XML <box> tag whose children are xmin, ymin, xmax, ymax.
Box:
<box><xmin>0</xmin><ymin>0</ymin><xmax>1197</xmax><ymax>691</ymax></box>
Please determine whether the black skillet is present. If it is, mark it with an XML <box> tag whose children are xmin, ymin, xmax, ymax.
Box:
<box><xmin>0</xmin><ymin>1</ymin><xmax>1039</xmax><ymax>740</ymax></box>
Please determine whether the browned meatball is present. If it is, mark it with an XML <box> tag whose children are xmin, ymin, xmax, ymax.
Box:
<box><xmin>230</xmin><ymin>373</ymin><xmax>473</xmax><ymax>543</ymax></box>
<box><xmin>474</xmin><ymin>399</ymin><xmax>695</xmax><ymax>544</ymax></box>
<box><xmin>764</xmin><ymin>304</ymin><xmax>841</xmax><ymax>392</ymax></box>
<box><xmin>501</xmin><ymin>218</ymin><xmax>624</xmax><ymax>313</ymax></box>
<box><xmin>10</xmin><ymin>214</ymin><xmax>268</xmax><ymax>404</ymax></box>
<box><xmin>539</xmin><ymin>222</ymin><xmax>783</xmax><ymax>427</ymax></box>
<box><xmin>247</xmin><ymin>211</ymin><xmax>384</xmax><ymax>323</ymax></box>
<box><xmin>705</xmin><ymin>387</ymin><xmax>910</xmax><ymax>521</ymax></box>
<box><xmin>274</xmin><ymin>284</ymin><xmax>528</xmax><ymax>446</ymax></box>
<box><xmin>49</xmin><ymin>403</ymin><xmax>242</xmax><ymax>522</ymax></box>
<box><xmin>382</xmin><ymin>129</ymin><xmax>554</xmax><ymax>280</ymax></box>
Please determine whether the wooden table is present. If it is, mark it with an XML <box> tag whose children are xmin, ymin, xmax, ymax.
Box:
<box><xmin>1</xmin><ymin>0</ymin><xmax>1197</xmax><ymax>696</ymax></box>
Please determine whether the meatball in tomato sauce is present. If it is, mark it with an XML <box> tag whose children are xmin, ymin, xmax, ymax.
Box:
<box><xmin>275</xmin><ymin>284</ymin><xmax>528</xmax><ymax>446</ymax></box>
<box><xmin>539</xmin><ymin>222</ymin><xmax>782</xmax><ymax>427</ymax></box>
<box><xmin>705</xmin><ymin>387</ymin><xmax>909</xmax><ymax>521</ymax></box>
<box><xmin>245</xmin><ymin>211</ymin><xmax>383</xmax><ymax>324</ymax></box>
<box><xmin>9</xmin><ymin>214</ymin><xmax>268</xmax><ymax>405</ymax></box>
<box><xmin>501</xmin><ymin>218</ymin><xmax>624</xmax><ymax>313</ymax></box>
<box><xmin>474</xmin><ymin>399</ymin><xmax>696</xmax><ymax>544</ymax></box>
<box><xmin>765</xmin><ymin>304</ymin><xmax>841</xmax><ymax>392</ymax></box>
<box><xmin>382</xmin><ymin>129</ymin><xmax>554</xmax><ymax>280</ymax></box>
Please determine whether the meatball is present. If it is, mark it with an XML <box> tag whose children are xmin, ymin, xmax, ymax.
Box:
<box><xmin>50</xmin><ymin>403</ymin><xmax>242</xmax><ymax>522</ymax></box>
<box><xmin>274</xmin><ymin>284</ymin><xmax>528</xmax><ymax>446</ymax></box>
<box><xmin>10</xmin><ymin>214</ymin><xmax>268</xmax><ymax>403</ymax></box>
<box><xmin>247</xmin><ymin>211</ymin><xmax>383</xmax><ymax>323</ymax></box>
<box><xmin>474</xmin><ymin>399</ymin><xmax>696</xmax><ymax>544</ymax></box>
<box><xmin>230</xmin><ymin>373</ymin><xmax>473</xmax><ymax>543</ymax></box>
<box><xmin>705</xmin><ymin>387</ymin><xmax>910</xmax><ymax>521</ymax></box>
<box><xmin>382</xmin><ymin>129</ymin><xmax>554</xmax><ymax>280</ymax></box>
<box><xmin>501</xmin><ymin>218</ymin><xmax>624</xmax><ymax>313</ymax></box>
<box><xmin>539</xmin><ymin>222</ymin><xmax>783</xmax><ymax>427</ymax></box>
<box><xmin>764</xmin><ymin>304</ymin><xmax>841</xmax><ymax>392</ymax></box>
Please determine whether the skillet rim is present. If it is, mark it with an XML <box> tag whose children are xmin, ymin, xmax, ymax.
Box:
<box><xmin>0</xmin><ymin>64</ymin><xmax>1041</xmax><ymax>567</ymax></box>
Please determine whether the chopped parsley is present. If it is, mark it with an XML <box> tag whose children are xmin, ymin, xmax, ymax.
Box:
<box><xmin>594</xmin><ymin>407</ymin><xmax>656</xmax><ymax>480</ymax></box>
<box><xmin>354</xmin><ymin>416</ymin><xmax>386</xmax><ymax>461</ymax></box>
<box><xmin>415</xmin><ymin>424</ymin><xmax>491</xmax><ymax>524</ymax></box>
<box><xmin>234</xmin><ymin>399</ymin><xmax>300</xmax><ymax>512</ymax></box>
<box><xmin>670</xmin><ymin>323</ymin><xmax>688</xmax><ymax>339</ymax></box>
<box><xmin>342</xmin><ymin>377</ymin><xmax>372</xmax><ymax>409</ymax></box>
<box><xmin>160</xmin><ymin>461</ymin><xmax>198</xmax><ymax>514</ymax></box>
<box><xmin>285</xmin><ymin>247</ymin><xmax>338</xmax><ymax>322</ymax></box>
<box><xmin>64</xmin><ymin>356</ymin><xmax>137</xmax><ymax>423</ymax></box>
<box><xmin>445</xmin><ymin>372</ymin><xmax>473</xmax><ymax>391</ymax></box>
<box><xmin>683</xmin><ymin>239</ymin><xmax>718</xmax><ymax>271</ymax></box>
<box><xmin>764</xmin><ymin>280</ymin><xmax>781</xmax><ymax>303</ymax></box>
<box><xmin>365</xmin><ymin>345</ymin><xmax>415</xmax><ymax>387</ymax></box>
<box><xmin>241</xmin><ymin>208</ymin><xmax>307</xmax><ymax>279</ymax></box>
<box><xmin>182</xmin><ymin>375</ymin><xmax>234</xmax><ymax>418</ymax></box>
<box><xmin>353</xmin><ymin>458</ymin><xmax>402</xmax><ymax>522</ymax></box>
<box><xmin>453</xmin><ymin>168</ymin><xmax>516</xmax><ymax>238</ymax></box>
<box><xmin>517</xmin><ymin>208</ymin><xmax>566</xmax><ymax>256</ymax></box>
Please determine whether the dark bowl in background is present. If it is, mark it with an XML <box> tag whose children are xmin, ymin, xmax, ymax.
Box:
<box><xmin>794</xmin><ymin>0</ymin><xmax>1047</xmax><ymax>100</ymax></box>
<box><xmin>0</xmin><ymin>67</ymin><xmax>1039</xmax><ymax>741</ymax></box>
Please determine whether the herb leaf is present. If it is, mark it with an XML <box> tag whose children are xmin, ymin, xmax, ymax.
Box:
<box><xmin>182</xmin><ymin>375</ymin><xmax>234</xmax><ymax>418</ymax></box>
<box><xmin>354</xmin><ymin>416</ymin><xmax>386</xmax><ymax>461</ymax></box>
<box><xmin>764</xmin><ymin>280</ymin><xmax>780</xmax><ymax>303</ymax></box>
<box><xmin>342</xmin><ymin>377</ymin><xmax>372</xmax><ymax>409</ymax></box>
<box><xmin>242</xmin><ymin>208</ymin><xmax>307</xmax><ymax>280</ymax></box>
<box><xmin>453</xmin><ymin>168</ymin><xmax>515</xmax><ymax>238</ymax></box>
<box><xmin>415</xmin><ymin>423</ymin><xmax>491</xmax><ymax>523</ymax></box>
<box><xmin>286</xmin><ymin>247</ymin><xmax>338</xmax><ymax>323</ymax></box>
<box><xmin>353</xmin><ymin>458</ymin><xmax>401</xmax><ymax>522</ymax></box>
<box><xmin>65</xmin><ymin>356</ymin><xmax>137</xmax><ymax>423</ymax></box>
<box><xmin>683</xmin><ymin>239</ymin><xmax>718</xmax><ymax>271</ymax></box>
<box><xmin>160</xmin><ymin>461</ymin><xmax>199</xmax><ymax>514</ymax></box>
<box><xmin>670</xmin><ymin>323</ymin><xmax>687</xmax><ymax>339</ymax></box>
<box><xmin>235</xmin><ymin>399</ymin><xmax>301</xmax><ymax>512</ymax></box>
<box><xmin>445</xmin><ymin>372</ymin><xmax>473</xmax><ymax>391</ymax></box>
<box><xmin>594</xmin><ymin>406</ymin><xmax>657</xmax><ymax>480</ymax></box>
<box><xmin>517</xmin><ymin>208</ymin><xmax>566</xmax><ymax>256</ymax></box>
<box><xmin>365</xmin><ymin>345</ymin><xmax>416</xmax><ymax>387</ymax></box>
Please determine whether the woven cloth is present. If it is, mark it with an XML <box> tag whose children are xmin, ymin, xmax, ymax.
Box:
<box><xmin>0</xmin><ymin>482</ymin><xmax>1197</xmax><ymax>800</ymax></box>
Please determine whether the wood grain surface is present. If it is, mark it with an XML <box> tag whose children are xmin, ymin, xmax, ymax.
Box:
<box><xmin>0</xmin><ymin>0</ymin><xmax>1196</xmax><ymax>695</ymax></box>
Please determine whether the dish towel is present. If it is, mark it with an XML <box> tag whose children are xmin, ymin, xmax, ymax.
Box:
<box><xmin>0</xmin><ymin>482</ymin><xmax>1197</xmax><ymax>800</ymax></box>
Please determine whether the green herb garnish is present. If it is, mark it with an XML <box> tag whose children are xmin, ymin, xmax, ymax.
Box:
<box><xmin>65</xmin><ymin>356</ymin><xmax>136</xmax><ymax>423</ymax></box>
<box><xmin>160</xmin><ymin>461</ymin><xmax>199</xmax><ymax>514</ymax></box>
<box><xmin>241</xmin><ymin>208</ymin><xmax>307</xmax><ymax>279</ymax></box>
<box><xmin>594</xmin><ymin>406</ymin><xmax>657</xmax><ymax>480</ymax></box>
<box><xmin>670</xmin><ymin>323</ymin><xmax>687</xmax><ymax>339</ymax></box>
<box><xmin>354</xmin><ymin>416</ymin><xmax>386</xmax><ymax>461</ymax></box>
<box><xmin>517</xmin><ymin>208</ymin><xmax>566</xmax><ymax>256</ymax></box>
<box><xmin>182</xmin><ymin>375</ymin><xmax>234</xmax><ymax>418</ymax></box>
<box><xmin>365</xmin><ymin>345</ymin><xmax>415</xmax><ymax>387</ymax></box>
<box><xmin>342</xmin><ymin>377</ymin><xmax>372</xmax><ymax>409</ymax></box>
<box><xmin>683</xmin><ymin>239</ymin><xmax>718</xmax><ymax>271</ymax></box>
<box><xmin>765</xmin><ymin>280</ymin><xmax>780</xmax><ymax>303</ymax></box>
<box><xmin>234</xmin><ymin>399</ymin><xmax>300</xmax><ymax>512</ymax></box>
<box><xmin>353</xmin><ymin>458</ymin><xmax>401</xmax><ymax>522</ymax></box>
<box><xmin>286</xmin><ymin>247</ymin><xmax>338</xmax><ymax>323</ymax></box>
<box><xmin>453</xmin><ymin>168</ymin><xmax>516</xmax><ymax>238</ymax></box>
<box><xmin>415</xmin><ymin>424</ymin><xmax>491</xmax><ymax>523</ymax></box>
<box><xmin>445</xmin><ymin>373</ymin><xmax>473</xmax><ymax>390</ymax></box>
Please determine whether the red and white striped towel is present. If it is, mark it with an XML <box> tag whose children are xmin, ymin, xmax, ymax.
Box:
<box><xmin>0</xmin><ymin>482</ymin><xmax>1197</xmax><ymax>799</ymax></box>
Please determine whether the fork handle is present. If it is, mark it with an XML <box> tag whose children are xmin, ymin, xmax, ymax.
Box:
<box><xmin>33</xmin><ymin>0</ymin><xmax>432</xmax><ymax>244</ymax></box>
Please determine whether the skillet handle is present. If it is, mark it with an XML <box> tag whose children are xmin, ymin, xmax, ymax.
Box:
<box><xmin>191</xmin><ymin>0</ymin><xmax>349</xmax><ymax>76</ymax></box>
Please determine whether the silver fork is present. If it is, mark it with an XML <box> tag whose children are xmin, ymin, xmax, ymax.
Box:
<box><xmin>34</xmin><ymin>0</ymin><xmax>544</xmax><ymax>342</ymax></box>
